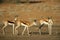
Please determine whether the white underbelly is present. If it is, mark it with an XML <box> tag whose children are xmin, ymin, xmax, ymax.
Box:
<box><xmin>8</xmin><ymin>23</ymin><xmax>14</xmax><ymax>25</ymax></box>
<box><xmin>21</xmin><ymin>23</ymin><xmax>28</xmax><ymax>27</ymax></box>
<box><xmin>41</xmin><ymin>21</ymin><xmax>49</xmax><ymax>25</ymax></box>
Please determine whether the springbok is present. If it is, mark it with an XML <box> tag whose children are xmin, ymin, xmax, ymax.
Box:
<box><xmin>2</xmin><ymin>16</ymin><xmax>18</xmax><ymax>35</ymax></box>
<box><xmin>15</xmin><ymin>19</ymin><xmax>37</xmax><ymax>36</ymax></box>
<box><xmin>39</xmin><ymin>17</ymin><xmax>53</xmax><ymax>35</ymax></box>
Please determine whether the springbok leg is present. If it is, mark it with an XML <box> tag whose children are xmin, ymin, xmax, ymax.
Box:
<box><xmin>15</xmin><ymin>25</ymin><xmax>20</xmax><ymax>35</ymax></box>
<box><xmin>15</xmin><ymin>29</ymin><xmax>18</xmax><ymax>35</ymax></box>
<box><xmin>39</xmin><ymin>29</ymin><xmax>41</xmax><ymax>35</ymax></box>
<box><xmin>2</xmin><ymin>24</ymin><xmax>7</xmax><ymax>35</ymax></box>
<box><xmin>39</xmin><ymin>24</ymin><xmax>44</xmax><ymax>35</ymax></box>
<box><xmin>39</xmin><ymin>24</ymin><xmax>44</xmax><ymax>29</ymax></box>
<box><xmin>12</xmin><ymin>24</ymin><xmax>15</xmax><ymax>35</ymax></box>
<box><xmin>22</xmin><ymin>26</ymin><xmax>27</xmax><ymax>35</ymax></box>
<box><xmin>48</xmin><ymin>24</ymin><xmax>52</xmax><ymax>35</ymax></box>
<box><xmin>26</xmin><ymin>27</ymin><xmax>30</xmax><ymax>36</ymax></box>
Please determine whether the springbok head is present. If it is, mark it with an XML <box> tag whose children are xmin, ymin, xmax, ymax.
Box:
<box><xmin>47</xmin><ymin>17</ymin><xmax>53</xmax><ymax>25</ymax></box>
<box><xmin>32</xmin><ymin>19</ymin><xmax>37</xmax><ymax>26</ymax></box>
<box><xmin>14</xmin><ymin>15</ymin><xmax>18</xmax><ymax>21</ymax></box>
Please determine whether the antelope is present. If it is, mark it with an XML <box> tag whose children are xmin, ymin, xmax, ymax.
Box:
<box><xmin>2</xmin><ymin>16</ymin><xmax>18</xmax><ymax>35</ymax></box>
<box><xmin>39</xmin><ymin>17</ymin><xmax>53</xmax><ymax>35</ymax></box>
<box><xmin>15</xmin><ymin>19</ymin><xmax>37</xmax><ymax>36</ymax></box>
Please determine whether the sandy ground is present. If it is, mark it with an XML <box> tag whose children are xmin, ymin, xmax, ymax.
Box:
<box><xmin>0</xmin><ymin>25</ymin><xmax>60</xmax><ymax>40</ymax></box>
